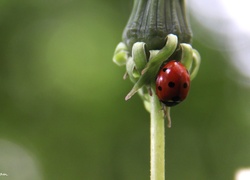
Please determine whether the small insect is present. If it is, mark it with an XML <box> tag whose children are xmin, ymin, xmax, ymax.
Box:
<box><xmin>156</xmin><ymin>60</ymin><xmax>190</xmax><ymax>106</ymax></box>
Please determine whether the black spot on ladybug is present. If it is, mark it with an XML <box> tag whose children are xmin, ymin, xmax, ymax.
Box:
<box><xmin>183</xmin><ymin>83</ymin><xmax>188</xmax><ymax>88</ymax></box>
<box><xmin>163</xmin><ymin>68</ymin><xmax>168</xmax><ymax>72</ymax></box>
<box><xmin>172</xmin><ymin>96</ymin><xmax>180</xmax><ymax>101</ymax></box>
<box><xmin>158</xmin><ymin>86</ymin><xmax>162</xmax><ymax>91</ymax></box>
<box><xmin>168</xmin><ymin>82</ymin><xmax>175</xmax><ymax>88</ymax></box>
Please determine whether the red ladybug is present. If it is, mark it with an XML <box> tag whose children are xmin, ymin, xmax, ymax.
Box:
<box><xmin>155</xmin><ymin>60</ymin><xmax>190</xmax><ymax>106</ymax></box>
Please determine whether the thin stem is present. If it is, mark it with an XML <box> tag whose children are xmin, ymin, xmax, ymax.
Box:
<box><xmin>150</xmin><ymin>89</ymin><xmax>165</xmax><ymax>180</ymax></box>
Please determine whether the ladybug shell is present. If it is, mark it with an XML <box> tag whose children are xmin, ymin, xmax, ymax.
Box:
<box><xmin>156</xmin><ymin>61</ymin><xmax>190</xmax><ymax>107</ymax></box>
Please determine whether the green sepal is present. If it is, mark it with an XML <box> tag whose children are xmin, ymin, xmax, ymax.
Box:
<box><xmin>190</xmin><ymin>49</ymin><xmax>201</xmax><ymax>80</ymax></box>
<box><xmin>180</xmin><ymin>43</ymin><xmax>193</xmax><ymax>72</ymax></box>
<box><xmin>132</xmin><ymin>42</ymin><xmax>148</xmax><ymax>73</ymax></box>
<box><xmin>126</xmin><ymin>57</ymin><xmax>137</xmax><ymax>83</ymax></box>
<box><xmin>113</xmin><ymin>42</ymin><xmax>128</xmax><ymax>66</ymax></box>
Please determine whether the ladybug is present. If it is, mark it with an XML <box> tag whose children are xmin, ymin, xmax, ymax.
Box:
<box><xmin>155</xmin><ymin>60</ymin><xmax>190</xmax><ymax>107</ymax></box>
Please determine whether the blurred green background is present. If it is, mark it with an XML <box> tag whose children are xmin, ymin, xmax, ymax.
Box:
<box><xmin>1</xmin><ymin>0</ymin><xmax>250</xmax><ymax>180</ymax></box>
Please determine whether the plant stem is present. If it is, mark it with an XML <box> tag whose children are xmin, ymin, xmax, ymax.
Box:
<box><xmin>150</xmin><ymin>89</ymin><xmax>165</xmax><ymax>180</ymax></box>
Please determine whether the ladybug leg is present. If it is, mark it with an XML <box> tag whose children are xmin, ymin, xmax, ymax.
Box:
<box><xmin>162</xmin><ymin>104</ymin><xmax>172</xmax><ymax>128</ymax></box>
<box><xmin>148</xmin><ymin>87</ymin><xmax>153</xmax><ymax>96</ymax></box>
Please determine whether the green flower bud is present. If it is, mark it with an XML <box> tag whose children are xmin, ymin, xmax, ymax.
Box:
<box><xmin>122</xmin><ymin>0</ymin><xmax>192</xmax><ymax>51</ymax></box>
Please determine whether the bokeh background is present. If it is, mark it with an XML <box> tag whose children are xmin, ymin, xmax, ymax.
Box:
<box><xmin>1</xmin><ymin>0</ymin><xmax>250</xmax><ymax>180</ymax></box>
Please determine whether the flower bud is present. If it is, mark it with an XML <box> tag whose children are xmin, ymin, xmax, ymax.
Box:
<box><xmin>122</xmin><ymin>0</ymin><xmax>192</xmax><ymax>51</ymax></box>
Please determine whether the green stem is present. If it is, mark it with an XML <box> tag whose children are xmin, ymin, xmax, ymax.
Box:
<box><xmin>150</xmin><ymin>89</ymin><xmax>165</xmax><ymax>180</ymax></box>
